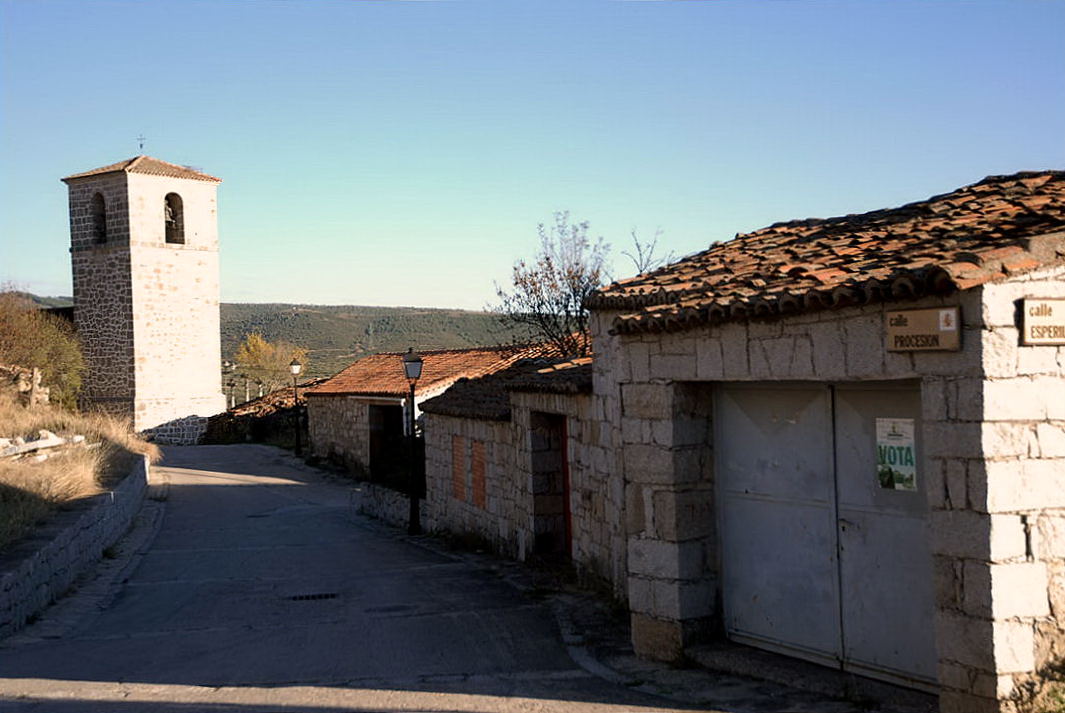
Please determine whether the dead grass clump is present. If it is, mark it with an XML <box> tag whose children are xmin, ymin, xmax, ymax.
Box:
<box><xmin>0</xmin><ymin>391</ymin><xmax>160</xmax><ymax>550</ymax></box>
<box><xmin>0</xmin><ymin>392</ymin><xmax>161</xmax><ymax>464</ymax></box>
<box><xmin>0</xmin><ymin>448</ymin><xmax>103</xmax><ymax>549</ymax></box>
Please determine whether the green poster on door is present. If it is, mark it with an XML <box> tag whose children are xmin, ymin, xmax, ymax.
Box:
<box><xmin>876</xmin><ymin>418</ymin><xmax>917</xmax><ymax>491</ymax></box>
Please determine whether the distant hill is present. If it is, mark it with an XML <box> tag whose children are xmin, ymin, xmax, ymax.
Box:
<box><xmin>20</xmin><ymin>293</ymin><xmax>74</xmax><ymax>309</ymax></box>
<box><xmin>24</xmin><ymin>294</ymin><xmax>525</xmax><ymax>380</ymax></box>
<box><xmin>219</xmin><ymin>303</ymin><xmax>525</xmax><ymax>378</ymax></box>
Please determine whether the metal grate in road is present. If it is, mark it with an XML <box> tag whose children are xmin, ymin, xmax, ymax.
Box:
<box><xmin>288</xmin><ymin>592</ymin><xmax>338</xmax><ymax>601</ymax></box>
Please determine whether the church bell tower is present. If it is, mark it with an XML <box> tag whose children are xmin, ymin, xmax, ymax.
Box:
<box><xmin>63</xmin><ymin>156</ymin><xmax>226</xmax><ymax>443</ymax></box>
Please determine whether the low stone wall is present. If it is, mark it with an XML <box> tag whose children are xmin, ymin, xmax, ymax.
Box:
<box><xmin>0</xmin><ymin>454</ymin><xmax>150</xmax><ymax>638</ymax></box>
<box><xmin>350</xmin><ymin>480</ymin><xmax>436</xmax><ymax>532</ymax></box>
<box><xmin>143</xmin><ymin>415</ymin><xmax>209</xmax><ymax>445</ymax></box>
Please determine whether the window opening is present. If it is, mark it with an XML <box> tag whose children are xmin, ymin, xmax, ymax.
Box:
<box><xmin>164</xmin><ymin>193</ymin><xmax>184</xmax><ymax>244</ymax></box>
<box><xmin>91</xmin><ymin>193</ymin><xmax>107</xmax><ymax>243</ymax></box>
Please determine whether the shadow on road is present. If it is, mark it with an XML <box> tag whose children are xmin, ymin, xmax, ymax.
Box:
<box><xmin>0</xmin><ymin>445</ymin><xmax>715</xmax><ymax>713</ymax></box>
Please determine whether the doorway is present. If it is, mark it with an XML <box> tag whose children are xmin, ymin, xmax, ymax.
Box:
<box><xmin>368</xmin><ymin>404</ymin><xmax>405</xmax><ymax>485</ymax></box>
<box><xmin>529</xmin><ymin>411</ymin><xmax>571</xmax><ymax>560</ymax></box>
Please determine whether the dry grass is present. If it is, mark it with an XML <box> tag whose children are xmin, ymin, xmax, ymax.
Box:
<box><xmin>0</xmin><ymin>391</ymin><xmax>160</xmax><ymax>550</ymax></box>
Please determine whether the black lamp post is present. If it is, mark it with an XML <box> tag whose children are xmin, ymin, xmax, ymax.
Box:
<box><xmin>402</xmin><ymin>348</ymin><xmax>423</xmax><ymax>535</ymax></box>
<box><xmin>289</xmin><ymin>358</ymin><xmax>303</xmax><ymax>456</ymax></box>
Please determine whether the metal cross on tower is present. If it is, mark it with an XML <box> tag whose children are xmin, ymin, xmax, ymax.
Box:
<box><xmin>137</xmin><ymin>134</ymin><xmax>146</xmax><ymax>151</ymax></box>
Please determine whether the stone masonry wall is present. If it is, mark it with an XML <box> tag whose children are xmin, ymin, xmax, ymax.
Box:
<box><xmin>307</xmin><ymin>395</ymin><xmax>373</xmax><ymax>473</ymax></box>
<box><xmin>127</xmin><ymin>173</ymin><xmax>225</xmax><ymax>439</ymax></box>
<box><xmin>423</xmin><ymin>395</ymin><xmax>627</xmax><ymax>596</ymax></box>
<box><xmin>0</xmin><ymin>454</ymin><xmax>149</xmax><ymax>639</ymax></box>
<box><xmin>948</xmin><ymin>264</ymin><xmax>1065</xmax><ymax>711</ymax></box>
<box><xmin>68</xmin><ymin>173</ymin><xmax>135</xmax><ymax>415</ymax></box>
<box><xmin>424</xmin><ymin>414</ymin><xmax>523</xmax><ymax>557</ymax></box>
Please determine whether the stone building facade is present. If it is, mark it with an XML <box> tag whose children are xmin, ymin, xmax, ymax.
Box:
<box><xmin>421</xmin><ymin>360</ymin><xmax>627</xmax><ymax>591</ymax></box>
<box><xmin>411</xmin><ymin>171</ymin><xmax>1065</xmax><ymax>712</ymax></box>
<box><xmin>63</xmin><ymin>156</ymin><xmax>226</xmax><ymax>443</ymax></box>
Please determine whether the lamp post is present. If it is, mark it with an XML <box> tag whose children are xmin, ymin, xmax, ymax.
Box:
<box><xmin>222</xmin><ymin>360</ymin><xmax>235</xmax><ymax>409</ymax></box>
<box><xmin>402</xmin><ymin>348</ymin><xmax>423</xmax><ymax>535</ymax></box>
<box><xmin>289</xmin><ymin>358</ymin><xmax>303</xmax><ymax>456</ymax></box>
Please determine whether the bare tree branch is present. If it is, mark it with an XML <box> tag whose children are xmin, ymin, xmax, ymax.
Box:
<box><xmin>491</xmin><ymin>211</ymin><xmax>608</xmax><ymax>359</ymax></box>
<box><xmin>621</xmin><ymin>227</ymin><xmax>673</xmax><ymax>275</ymax></box>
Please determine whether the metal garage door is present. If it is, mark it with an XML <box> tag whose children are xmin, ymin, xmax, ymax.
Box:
<box><xmin>716</xmin><ymin>382</ymin><xmax>936</xmax><ymax>690</ymax></box>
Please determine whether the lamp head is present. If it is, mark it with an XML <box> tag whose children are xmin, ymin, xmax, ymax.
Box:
<box><xmin>402</xmin><ymin>348</ymin><xmax>423</xmax><ymax>382</ymax></box>
<box><xmin>289</xmin><ymin>358</ymin><xmax>303</xmax><ymax>376</ymax></box>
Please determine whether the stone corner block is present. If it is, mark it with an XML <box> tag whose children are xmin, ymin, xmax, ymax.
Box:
<box><xmin>630</xmin><ymin>612</ymin><xmax>684</xmax><ymax>662</ymax></box>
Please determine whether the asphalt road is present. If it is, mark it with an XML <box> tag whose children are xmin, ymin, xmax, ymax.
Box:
<box><xmin>0</xmin><ymin>445</ymin><xmax>703</xmax><ymax>713</ymax></box>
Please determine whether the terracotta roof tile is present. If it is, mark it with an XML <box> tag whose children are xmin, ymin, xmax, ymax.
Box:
<box><xmin>588</xmin><ymin>171</ymin><xmax>1065</xmax><ymax>334</ymax></box>
<box><xmin>420</xmin><ymin>357</ymin><xmax>593</xmax><ymax>422</ymax></box>
<box><xmin>62</xmin><ymin>155</ymin><xmax>222</xmax><ymax>183</ymax></box>
<box><xmin>305</xmin><ymin>344</ymin><xmax>555</xmax><ymax>398</ymax></box>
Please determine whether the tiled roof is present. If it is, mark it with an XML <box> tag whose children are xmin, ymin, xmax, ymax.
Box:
<box><xmin>305</xmin><ymin>345</ymin><xmax>551</xmax><ymax>398</ymax></box>
<box><xmin>420</xmin><ymin>357</ymin><xmax>593</xmax><ymax>422</ymax></box>
<box><xmin>508</xmin><ymin>357</ymin><xmax>593</xmax><ymax>395</ymax></box>
<box><xmin>62</xmin><ymin>156</ymin><xmax>222</xmax><ymax>183</ymax></box>
<box><xmin>587</xmin><ymin>171</ymin><xmax>1065</xmax><ymax>334</ymax></box>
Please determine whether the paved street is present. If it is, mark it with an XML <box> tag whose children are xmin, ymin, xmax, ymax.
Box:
<box><xmin>0</xmin><ymin>445</ymin><xmax>926</xmax><ymax>713</ymax></box>
<box><xmin>0</xmin><ymin>445</ymin><xmax>706</xmax><ymax>713</ymax></box>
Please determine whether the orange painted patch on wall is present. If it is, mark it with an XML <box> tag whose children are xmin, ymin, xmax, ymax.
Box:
<box><xmin>451</xmin><ymin>435</ymin><xmax>466</xmax><ymax>501</ymax></box>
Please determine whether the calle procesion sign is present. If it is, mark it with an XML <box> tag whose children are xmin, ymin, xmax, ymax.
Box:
<box><xmin>885</xmin><ymin>307</ymin><xmax>961</xmax><ymax>352</ymax></box>
<box><xmin>1022</xmin><ymin>298</ymin><xmax>1065</xmax><ymax>346</ymax></box>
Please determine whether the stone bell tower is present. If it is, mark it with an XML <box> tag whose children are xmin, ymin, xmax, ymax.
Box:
<box><xmin>63</xmin><ymin>156</ymin><xmax>226</xmax><ymax>443</ymax></box>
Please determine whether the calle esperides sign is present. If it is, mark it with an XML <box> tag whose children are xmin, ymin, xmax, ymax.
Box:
<box><xmin>1022</xmin><ymin>298</ymin><xmax>1065</xmax><ymax>346</ymax></box>
<box><xmin>885</xmin><ymin>307</ymin><xmax>961</xmax><ymax>352</ymax></box>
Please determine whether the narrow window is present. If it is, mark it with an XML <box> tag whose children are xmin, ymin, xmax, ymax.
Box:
<box><xmin>90</xmin><ymin>192</ymin><xmax>107</xmax><ymax>243</ymax></box>
<box><xmin>164</xmin><ymin>193</ymin><xmax>184</xmax><ymax>244</ymax></box>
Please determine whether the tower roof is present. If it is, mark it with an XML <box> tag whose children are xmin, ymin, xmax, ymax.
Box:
<box><xmin>62</xmin><ymin>155</ymin><xmax>222</xmax><ymax>183</ymax></box>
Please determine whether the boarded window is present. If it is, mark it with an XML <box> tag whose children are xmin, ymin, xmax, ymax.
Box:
<box><xmin>451</xmin><ymin>435</ymin><xmax>466</xmax><ymax>500</ymax></box>
<box><xmin>90</xmin><ymin>193</ymin><xmax>107</xmax><ymax>243</ymax></box>
<box><xmin>471</xmin><ymin>440</ymin><xmax>486</xmax><ymax>509</ymax></box>
<box><xmin>164</xmin><ymin>193</ymin><xmax>184</xmax><ymax>244</ymax></box>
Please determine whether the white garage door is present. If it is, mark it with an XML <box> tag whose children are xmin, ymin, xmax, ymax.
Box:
<box><xmin>716</xmin><ymin>382</ymin><xmax>936</xmax><ymax>690</ymax></box>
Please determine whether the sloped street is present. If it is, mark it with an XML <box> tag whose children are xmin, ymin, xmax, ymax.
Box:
<box><xmin>0</xmin><ymin>445</ymin><xmax>890</xmax><ymax>713</ymax></box>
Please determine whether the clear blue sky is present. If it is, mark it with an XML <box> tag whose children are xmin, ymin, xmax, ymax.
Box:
<box><xmin>2</xmin><ymin>0</ymin><xmax>1063</xmax><ymax>309</ymax></box>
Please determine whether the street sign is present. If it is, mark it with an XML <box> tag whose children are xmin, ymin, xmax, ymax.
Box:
<box><xmin>885</xmin><ymin>307</ymin><xmax>961</xmax><ymax>352</ymax></box>
<box><xmin>1022</xmin><ymin>298</ymin><xmax>1065</xmax><ymax>346</ymax></box>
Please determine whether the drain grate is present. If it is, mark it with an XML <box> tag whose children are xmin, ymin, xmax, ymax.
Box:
<box><xmin>289</xmin><ymin>592</ymin><xmax>338</xmax><ymax>601</ymax></box>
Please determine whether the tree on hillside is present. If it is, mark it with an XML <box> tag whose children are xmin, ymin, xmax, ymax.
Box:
<box><xmin>493</xmin><ymin>211</ymin><xmax>609</xmax><ymax>358</ymax></box>
<box><xmin>0</xmin><ymin>290</ymin><xmax>84</xmax><ymax>409</ymax></box>
<box><xmin>234</xmin><ymin>333</ymin><xmax>309</xmax><ymax>394</ymax></box>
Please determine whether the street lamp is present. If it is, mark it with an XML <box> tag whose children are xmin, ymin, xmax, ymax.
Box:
<box><xmin>222</xmin><ymin>360</ymin><xmax>235</xmax><ymax>408</ymax></box>
<box><xmin>402</xmin><ymin>348</ymin><xmax>423</xmax><ymax>535</ymax></box>
<box><xmin>289</xmin><ymin>358</ymin><xmax>303</xmax><ymax>456</ymax></box>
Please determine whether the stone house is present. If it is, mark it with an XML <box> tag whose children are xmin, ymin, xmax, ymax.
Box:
<box><xmin>414</xmin><ymin>170</ymin><xmax>1065</xmax><ymax>712</ymax></box>
<box><xmin>305</xmin><ymin>345</ymin><xmax>547</xmax><ymax>479</ymax></box>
